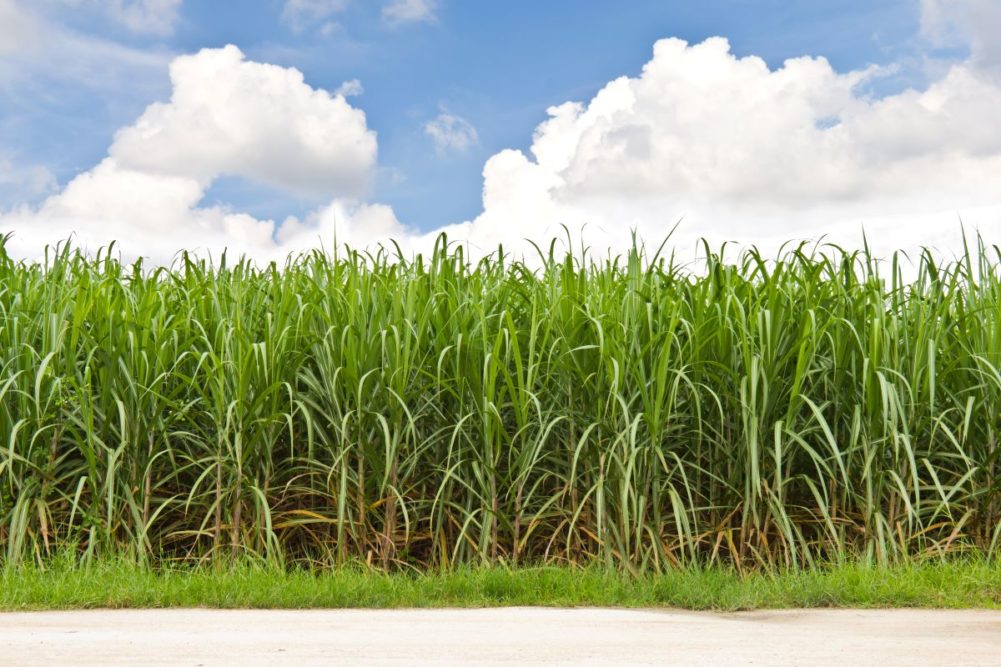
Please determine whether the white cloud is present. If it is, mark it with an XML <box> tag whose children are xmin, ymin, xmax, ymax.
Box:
<box><xmin>0</xmin><ymin>0</ymin><xmax>169</xmax><ymax>92</ymax></box>
<box><xmin>419</xmin><ymin>36</ymin><xmax>1001</xmax><ymax>260</ymax></box>
<box><xmin>424</xmin><ymin>111</ymin><xmax>477</xmax><ymax>155</ymax></box>
<box><xmin>922</xmin><ymin>0</ymin><xmax>1001</xmax><ymax>74</ymax></box>
<box><xmin>382</xmin><ymin>0</ymin><xmax>436</xmax><ymax>25</ymax></box>
<box><xmin>0</xmin><ymin>45</ymin><xmax>387</xmax><ymax>262</ymax></box>
<box><xmin>277</xmin><ymin>199</ymin><xmax>410</xmax><ymax>249</ymax></box>
<box><xmin>110</xmin><ymin>45</ymin><xmax>376</xmax><ymax>196</ymax></box>
<box><xmin>5</xmin><ymin>9</ymin><xmax>1001</xmax><ymax>265</ymax></box>
<box><xmin>282</xmin><ymin>0</ymin><xmax>348</xmax><ymax>32</ymax></box>
<box><xmin>335</xmin><ymin>78</ymin><xmax>363</xmax><ymax>97</ymax></box>
<box><xmin>0</xmin><ymin>0</ymin><xmax>41</xmax><ymax>55</ymax></box>
<box><xmin>0</xmin><ymin>158</ymin><xmax>57</xmax><ymax>200</ymax></box>
<box><xmin>35</xmin><ymin>0</ymin><xmax>182</xmax><ymax>36</ymax></box>
<box><xmin>282</xmin><ymin>0</ymin><xmax>436</xmax><ymax>32</ymax></box>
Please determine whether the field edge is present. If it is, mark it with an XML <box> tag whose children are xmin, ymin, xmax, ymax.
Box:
<box><xmin>2</xmin><ymin>559</ymin><xmax>1000</xmax><ymax>611</ymax></box>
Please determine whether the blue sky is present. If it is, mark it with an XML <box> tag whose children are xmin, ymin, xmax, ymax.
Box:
<box><xmin>2</xmin><ymin>0</ymin><xmax>927</xmax><ymax>228</ymax></box>
<box><xmin>0</xmin><ymin>0</ymin><xmax>998</xmax><ymax>261</ymax></box>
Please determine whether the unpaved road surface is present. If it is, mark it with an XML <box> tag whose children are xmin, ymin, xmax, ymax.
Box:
<box><xmin>2</xmin><ymin>607</ymin><xmax>999</xmax><ymax>666</ymax></box>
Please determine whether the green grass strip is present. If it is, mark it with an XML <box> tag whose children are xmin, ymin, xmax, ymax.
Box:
<box><xmin>3</xmin><ymin>559</ymin><xmax>1000</xmax><ymax>611</ymax></box>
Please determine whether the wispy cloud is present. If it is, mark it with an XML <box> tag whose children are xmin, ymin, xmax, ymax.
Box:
<box><xmin>382</xmin><ymin>0</ymin><xmax>437</xmax><ymax>25</ymax></box>
<box><xmin>0</xmin><ymin>0</ymin><xmax>41</xmax><ymax>56</ymax></box>
<box><xmin>37</xmin><ymin>0</ymin><xmax>184</xmax><ymax>36</ymax></box>
<box><xmin>281</xmin><ymin>0</ymin><xmax>349</xmax><ymax>32</ymax></box>
<box><xmin>103</xmin><ymin>0</ymin><xmax>183</xmax><ymax>36</ymax></box>
<box><xmin>424</xmin><ymin>111</ymin><xmax>477</xmax><ymax>155</ymax></box>
<box><xmin>335</xmin><ymin>78</ymin><xmax>364</xmax><ymax>97</ymax></box>
<box><xmin>0</xmin><ymin>156</ymin><xmax>57</xmax><ymax>205</ymax></box>
<box><xmin>0</xmin><ymin>0</ymin><xmax>170</xmax><ymax>92</ymax></box>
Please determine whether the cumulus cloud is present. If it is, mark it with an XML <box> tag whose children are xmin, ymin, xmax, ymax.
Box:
<box><xmin>382</xmin><ymin>0</ymin><xmax>436</xmax><ymax>25</ymax></box>
<box><xmin>5</xmin><ymin>13</ymin><xmax>1001</xmax><ymax>265</ymax></box>
<box><xmin>277</xmin><ymin>200</ymin><xmax>411</xmax><ymax>249</ymax></box>
<box><xmin>424</xmin><ymin>111</ymin><xmax>478</xmax><ymax>155</ymax></box>
<box><xmin>922</xmin><ymin>0</ymin><xmax>1001</xmax><ymax>75</ymax></box>
<box><xmin>420</xmin><ymin>36</ymin><xmax>1001</xmax><ymax>260</ymax></box>
<box><xmin>110</xmin><ymin>45</ymin><xmax>376</xmax><ymax>196</ymax></box>
<box><xmin>0</xmin><ymin>45</ymin><xmax>388</xmax><ymax>262</ymax></box>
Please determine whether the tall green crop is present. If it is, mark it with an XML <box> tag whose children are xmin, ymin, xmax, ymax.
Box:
<box><xmin>1</xmin><ymin>234</ymin><xmax>1000</xmax><ymax>571</ymax></box>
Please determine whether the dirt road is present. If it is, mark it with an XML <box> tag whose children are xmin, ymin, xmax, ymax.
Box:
<box><xmin>2</xmin><ymin>607</ymin><xmax>999</xmax><ymax>666</ymax></box>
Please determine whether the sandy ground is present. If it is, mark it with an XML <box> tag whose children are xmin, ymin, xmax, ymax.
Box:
<box><xmin>1</xmin><ymin>607</ymin><xmax>999</xmax><ymax>666</ymax></box>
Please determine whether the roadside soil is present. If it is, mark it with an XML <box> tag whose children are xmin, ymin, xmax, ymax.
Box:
<box><xmin>2</xmin><ymin>607</ymin><xmax>999</xmax><ymax>666</ymax></box>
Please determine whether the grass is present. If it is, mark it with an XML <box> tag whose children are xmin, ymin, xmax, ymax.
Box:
<box><xmin>3</xmin><ymin>557</ymin><xmax>1000</xmax><ymax>611</ymax></box>
<box><xmin>2</xmin><ymin>232</ymin><xmax>1001</xmax><ymax>572</ymax></box>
